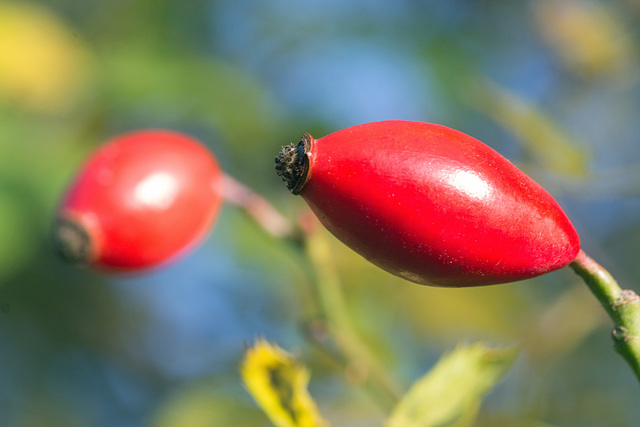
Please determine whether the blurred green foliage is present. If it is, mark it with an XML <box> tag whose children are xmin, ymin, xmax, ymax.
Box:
<box><xmin>387</xmin><ymin>343</ymin><xmax>517</xmax><ymax>427</ymax></box>
<box><xmin>1</xmin><ymin>0</ymin><xmax>640</xmax><ymax>426</ymax></box>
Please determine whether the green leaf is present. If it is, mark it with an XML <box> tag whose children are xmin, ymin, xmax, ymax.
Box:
<box><xmin>386</xmin><ymin>343</ymin><xmax>517</xmax><ymax>427</ymax></box>
<box><xmin>0</xmin><ymin>194</ymin><xmax>36</xmax><ymax>280</ymax></box>
<box><xmin>100</xmin><ymin>46</ymin><xmax>284</xmax><ymax>148</ymax></box>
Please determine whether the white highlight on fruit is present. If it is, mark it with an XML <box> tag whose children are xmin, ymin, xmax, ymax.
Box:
<box><xmin>134</xmin><ymin>172</ymin><xmax>178</xmax><ymax>210</ymax></box>
<box><xmin>448</xmin><ymin>170</ymin><xmax>491</xmax><ymax>200</ymax></box>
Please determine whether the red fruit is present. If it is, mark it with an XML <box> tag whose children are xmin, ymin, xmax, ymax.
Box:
<box><xmin>55</xmin><ymin>130</ymin><xmax>223</xmax><ymax>271</ymax></box>
<box><xmin>275</xmin><ymin>120</ymin><xmax>580</xmax><ymax>287</ymax></box>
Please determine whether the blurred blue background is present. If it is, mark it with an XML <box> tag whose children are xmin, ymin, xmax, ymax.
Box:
<box><xmin>1</xmin><ymin>0</ymin><xmax>640</xmax><ymax>425</ymax></box>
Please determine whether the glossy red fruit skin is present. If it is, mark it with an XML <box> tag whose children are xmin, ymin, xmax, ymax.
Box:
<box><xmin>277</xmin><ymin>120</ymin><xmax>580</xmax><ymax>287</ymax></box>
<box><xmin>56</xmin><ymin>130</ymin><xmax>223</xmax><ymax>271</ymax></box>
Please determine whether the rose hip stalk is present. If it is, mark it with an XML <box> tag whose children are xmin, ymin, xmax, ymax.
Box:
<box><xmin>55</xmin><ymin>130</ymin><xmax>223</xmax><ymax>271</ymax></box>
<box><xmin>275</xmin><ymin>120</ymin><xmax>580</xmax><ymax>287</ymax></box>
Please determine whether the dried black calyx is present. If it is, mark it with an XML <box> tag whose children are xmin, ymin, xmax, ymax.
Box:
<box><xmin>53</xmin><ymin>217</ymin><xmax>93</xmax><ymax>264</ymax></box>
<box><xmin>275</xmin><ymin>133</ymin><xmax>312</xmax><ymax>195</ymax></box>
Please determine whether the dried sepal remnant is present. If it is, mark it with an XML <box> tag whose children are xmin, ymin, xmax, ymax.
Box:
<box><xmin>275</xmin><ymin>134</ymin><xmax>312</xmax><ymax>195</ymax></box>
<box><xmin>54</xmin><ymin>217</ymin><xmax>93</xmax><ymax>264</ymax></box>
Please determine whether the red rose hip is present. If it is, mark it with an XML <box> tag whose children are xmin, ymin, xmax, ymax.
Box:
<box><xmin>55</xmin><ymin>130</ymin><xmax>223</xmax><ymax>271</ymax></box>
<box><xmin>275</xmin><ymin>120</ymin><xmax>580</xmax><ymax>287</ymax></box>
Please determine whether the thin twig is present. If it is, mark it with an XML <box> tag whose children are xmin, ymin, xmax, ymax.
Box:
<box><xmin>223</xmin><ymin>174</ymin><xmax>403</xmax><ymax>409</ymax></box>
<box><xmin>303</xmin><ymin>224</ymin><xmax>404</xmax><ymax>411</ymax></box>
<box><xmin>223</xmin><ymin>174</ymin><xmax>294</xmax><ymax>239</ymax></box>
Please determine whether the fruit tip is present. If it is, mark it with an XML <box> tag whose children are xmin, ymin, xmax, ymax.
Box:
<box><xmin>274</xmin><ymin>133</ymin><xmax>312</xmax><ymax>195</ymax></box>
<box><xmin>53</xmin><ymin>217</ymin><xmax>94</xmax><ymax>265</ymax></box>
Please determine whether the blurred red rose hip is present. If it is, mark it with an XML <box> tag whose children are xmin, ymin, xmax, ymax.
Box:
<box><xmin>275</xmin><ymin>120</ymin><xmax>580</xmax><ymax>287</ymax></box>
<box><xmin>55</xmin><ymin>130</ymin><xmax>223</xmax><ymax>271</ymax></box>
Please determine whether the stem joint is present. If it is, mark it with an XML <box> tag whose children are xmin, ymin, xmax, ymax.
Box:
<box><xmin>612</xmin><ymin>326</ymin><xmax>638</xmax><ymax>346</ymax></box>
<box><xmin>614</xmin><ymin>290</ymin><xmax>640</xmax><ymax>308</ymax></box>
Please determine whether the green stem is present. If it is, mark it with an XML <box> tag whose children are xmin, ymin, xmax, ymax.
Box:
<box><xmin>222</xmin><ymin>176</ymin><xmax>403</xmax><ymax>410</ymax></box>
<box><xmin>304</xmin><ymin>226</ymin><xmax>403</xmax><ymax>412</ymax></box>
<box><xmin>570</xmin><ymin>250</ymin><xmax>640</xmax><ymax>381</ymax></box>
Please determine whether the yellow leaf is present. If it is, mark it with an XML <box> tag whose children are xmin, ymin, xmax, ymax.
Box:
<box><xmin>0</xmin><ymin>1</ymin><xmax>90</xmax><ymax>113</ymax></box>
<box><xmin>240</xmin><ymin>339</ymin><xmax>329</xmax><ymax>427</ymax></box>
<box><xmin>533</xmin><ymin>0</ymin><xmax>635</xmax><ymax>78</ymax></box>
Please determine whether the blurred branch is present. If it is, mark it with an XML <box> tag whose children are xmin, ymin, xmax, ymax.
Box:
<box><xmin>467</xmin><ymin>79</ymin><xmax>590</xmax><ymax>177</ymax></box>
<box><xmin>223</xmin><ymin>173</ymin><xmax>403</xmax><ymax>412</ymax></box>
<box><xmin>302</xmin><ymin>221</ymin><xmax>404</xmax><ymax>412</ymax></box>
<box><xmin>223</xmin><ymin>174</ymin><xmax>294</xmax><ymax>239</ymax></box>
<box><xmin>527</xmin><ymin>282</ymin><xmax>605</xmax><ymax>360</ymax></box>
<box><xmin>570</xmin><ymin>250</ymin><xmax>640</xmax><ymax>382</ymax></box>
